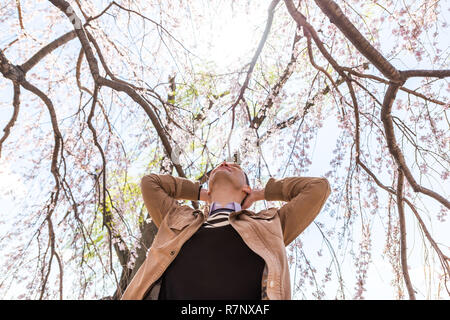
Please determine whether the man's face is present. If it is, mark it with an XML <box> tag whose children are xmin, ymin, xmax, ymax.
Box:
<box><xmin>208</xmin><ymin>161</ymin><xmax>247</xmax><ymax>191</ymax></box>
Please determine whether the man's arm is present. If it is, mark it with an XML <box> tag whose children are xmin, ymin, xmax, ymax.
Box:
<box><xmin>140</xmin><ymin>174</ymin><xmax>201</xmax><ymax>228</ymax></box>
<box><xmin>263</xmin><ymin>176</ymin><xmax>331</xmax><ymax>246</ymax></box>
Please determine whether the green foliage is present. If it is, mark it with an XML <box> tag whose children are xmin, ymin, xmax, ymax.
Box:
<box><xmin>82</xmin><ymin>169</ymin><xmax>146</xmax><ymax>263</ymax></box>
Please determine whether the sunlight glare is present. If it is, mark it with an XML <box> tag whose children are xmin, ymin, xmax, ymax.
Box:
<box><xmin>188</xmin><ymin>2</ymin><xmax>268</xmax><ymax>71</ymax></box>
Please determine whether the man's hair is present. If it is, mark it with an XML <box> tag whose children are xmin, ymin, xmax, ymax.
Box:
<box><xmin>243</xmin><ymin>171</ymin><xmax>250</xmax><ymax>187</ymax></box>
<box><xmin>241</xmin><ymin>170</ymin><xmax>250</xmax><ymax>207</ymax></box>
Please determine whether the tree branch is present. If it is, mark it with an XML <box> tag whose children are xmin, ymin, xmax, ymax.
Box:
<box><xmin>20</xmin><ymin>30</ymin><xmax>77</xmax><ymax>73</ymax></box>
<box><xmin>381</xmin><ymin>83</ymin><xmax>450</xmax><ymax>209</ymax></box>
<box><xmin>225</xmin><ymin>0</ymin><xmax>281</xmax><ymax>157</ymax></box>
<box><xmin>0</xmin><ymin>82</ymin><xmax>20</xmax><ymax>159</ymax></box>
<box><xmin>396</xmin><ymin>169</ymin><xmax>416</xmax><ymax>300</ymax></box>
<box><xmin>401</xmin><ymin>69</ymin><xmax>450</xmax><ymax>79</ymax></box>
<box><xmin>312</xmin><ymin>0</ymin><xmax>402</xmax><ymax>81</ymax></box>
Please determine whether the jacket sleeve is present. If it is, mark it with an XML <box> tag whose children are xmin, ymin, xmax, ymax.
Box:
<box><xmin>264</xmin><ymin>176</ymin><xmax>331</xmax><ymax>246</ymax></box>
<box><xmin>140</xmin><ymin>173</ymin><xmax>201</xmax><ymax>228</ymax></box>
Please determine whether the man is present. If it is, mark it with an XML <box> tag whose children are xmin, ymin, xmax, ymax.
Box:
<box><xmin>121</xmin><ymin>160</ymin><xmax>330</xmax><ymax>300</ymax></box>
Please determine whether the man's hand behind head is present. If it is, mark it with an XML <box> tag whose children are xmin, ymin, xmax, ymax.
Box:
<box><xmin>241</xmin><ymin>188</ymin><xmax>265</xmax><ymax>210</ymax></box>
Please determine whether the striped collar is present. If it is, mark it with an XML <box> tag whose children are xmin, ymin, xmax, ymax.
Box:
<box><xmin>209</xmin><ymin>201</ymin><xmax>241</xmax><ymax>216</ymax></box>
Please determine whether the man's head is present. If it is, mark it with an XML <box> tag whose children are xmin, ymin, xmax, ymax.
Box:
<box><xmin>207</xmin><ymin>161</ymin><xmax>251</xmax><ymax>207</ymax></box>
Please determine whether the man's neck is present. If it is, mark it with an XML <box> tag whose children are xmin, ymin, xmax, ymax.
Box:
<box><xmin>209</xmin><ymin>185</ymin><xmax>244</xmax><ymax>207</ymax></box>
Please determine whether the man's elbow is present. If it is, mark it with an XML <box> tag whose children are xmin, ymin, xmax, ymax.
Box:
<box><xmin>140</xmin><ymin>173</ymin><xmax>159</xmax><ymax>189</ymax></box>
<box><xmin>313</xmin><ymin>177</ymin><xmax>331</xmax><ymax>204</ymax></box>
<box><xmin>320</xmin><ymin>177</ymin><xmax>331</xmax><ymax>195</ymax></box>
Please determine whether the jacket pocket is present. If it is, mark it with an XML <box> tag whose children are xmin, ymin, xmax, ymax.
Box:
<box><xmin>166</xmin><ymin>208</ymin><xmax>196</xmax><ymax>230</ymax></box>
<box><xmin>249</xmin><ymin>207</ymin><xmax>278</xmax><ymax>220</ymax></box>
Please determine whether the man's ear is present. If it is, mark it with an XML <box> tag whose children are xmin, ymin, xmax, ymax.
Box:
<box><xmin>240</xmin><ymin>185</ymin><xmax>251</xmax><ymax>207</ymax></box>
<box><xmin>242</xmin><ymin>185</ymin><xmax>251</xmax><ymax>194</ymax></box>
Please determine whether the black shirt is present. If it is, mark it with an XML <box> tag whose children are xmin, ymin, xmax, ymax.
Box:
<box><xmin>158</xmin><ymin>211</ymin><xmax>265</xmax><ymax>300</ymax></box>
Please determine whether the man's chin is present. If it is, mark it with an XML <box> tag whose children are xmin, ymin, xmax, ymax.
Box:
<box><xmin>210</xmin><ymin>170</ymin><xmax>230</xmax><ymax>181</ymax></box>
<box><xmin>210</xmin><ymin>172</ymin><xmax>238</xmax><ymax>187</ymax></box>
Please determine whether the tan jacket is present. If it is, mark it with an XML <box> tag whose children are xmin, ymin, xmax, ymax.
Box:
<box><xmin>120</xmin><ymin>173</ymin><xmax>331</xmax><ymax>300</ymax></box>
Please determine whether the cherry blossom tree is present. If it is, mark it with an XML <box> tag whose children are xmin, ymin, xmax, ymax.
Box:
<box><xmin>0</xmin><ymin>0</ymin><xmax>448</xmax><ymax>299</ymax></box>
